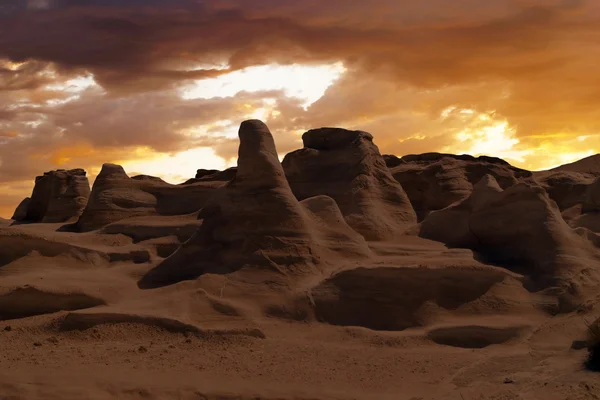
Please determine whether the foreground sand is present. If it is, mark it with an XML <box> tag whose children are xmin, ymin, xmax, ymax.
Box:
<box><xmin>0</xmin><ymin>221</ymin><xmax>597</xmax><ymax>400</ymax></box>
<box><xmin>0</xmin><ymin>316</ymin><xmax>597</xmax><ymax>400</ymax></box>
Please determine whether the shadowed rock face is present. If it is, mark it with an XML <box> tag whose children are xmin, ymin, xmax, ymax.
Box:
<box><xmin>14</xmin><ymin>169</ymin><xmax>91</xmax><ymax>223</ymax></box>
<box><xmin>76</xmin><ymin>164</ymin><xmax>221</xmax><ymax>232</ymax></box>
<box><xmin>534</xmin><ymin>171</ymin><xmax>595</xmax><ymax>212</ymax></box>
<box><xmin>283</xmin><ymin>128</ymin><xmax>416</xmax><ymax>241</ymax></box>
<box><xmin>387</xmin><ymin>153</ymin><xmax>533</xmax><ymax>221</ymax></box>
<box><xmin>11</xmin><ymin>198</ymin><xmax>31</xmax><ymax>221</ymax></box>
<box><xmin>420</xmin><ymin>175</ymin><xmax>593</xmax><ymax>289</ymax></box>
<box><xmin>140</xmin><ymin>120</ymin><xmax>370</xmax><ymax>288</ymax></box>
<box><xmin>583</xmin><ymin>177</ymin><xmax>600</xmax><ymax>213</ymax></box>
<box><xmin>567</xmin><ymin>177</ymin><xmax>600</xmax><ymax>233</ymax></box>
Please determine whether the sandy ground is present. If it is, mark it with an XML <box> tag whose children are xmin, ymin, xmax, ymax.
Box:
<box><xmin>1</xmin><ymin>219</ymin><xmax>599</xmax><ymax>400</ymax></box>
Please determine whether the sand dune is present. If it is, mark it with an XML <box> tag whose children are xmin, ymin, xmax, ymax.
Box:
<box><xmin>1</xmin><ymin>120</ymin><xmax>600</xmax><ymax>399</ymax></box>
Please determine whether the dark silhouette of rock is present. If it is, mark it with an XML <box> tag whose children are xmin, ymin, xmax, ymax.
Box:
<box><xmin>195</xmin><ymin>167</ymin><xmax>237</xmax><ymax>182</ymax></box>
<box><xmin>76</xmin><ymin>164</ymin><xmax>222</xmax><ymax>232</ymax></box>
<box><xmin>140</xmin><ymin>120</ymin><xmax>370</xmax><ymax>288</ymax></box>
<box><xmin>195</xmin><ymin>169</ymin><xmax>220</xmax><ymax>179</ymax></box>
<box><xmin>182</xmin><ymin>168</ymin><xmax>238</xmax><ymax>185</ymax></box>
<box><xmin>388</xmin><ymin>153</ymin><xmax>533</xmax><ymax>220</ymax></box>
<box><xmin>17</xmin><ymin>169</ymin><xmax>91</xmax><ymax>223</ymax></box>
<box><xmin>11</xmin><ymin>198</ymin><xmax>31</xmax><ymax>221</ymax></box>
<box><xmin>283</xmin><ymin>128</ymin><xmax>416</xmax><ymax>240</ymax></box>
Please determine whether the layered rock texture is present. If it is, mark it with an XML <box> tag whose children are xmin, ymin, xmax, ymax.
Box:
<box><xmin>385</xmin><ymin>153</ymin><xmax>533</xmax><ymax>220</ymax></box>
<box><xmin>283</xmin><ymin>128</ymin><xmax>416</xmax><ymax>240</ymax></box>
<box><xmin>76</xmin><ymin>165</ymin><xmax>221</xmax><ymax>232</ymax></box>
<box><xmin>141</xmin><ymin>120</ymin><xmax>370</xmax><ymax>288</ymax></box>
<box><xmin>419</xmin><ymin>175</ymin><xmax>594</xmax><ymax>289</ymax></box>
<box><xmin>534</xmin><ymin>171</ymin><xmax>595</xmax><ymax>213</ymax></box>
<box><xmin>12</xmin><ymin>169</ymin><xmax>90</xmax><ymax>223</ymax></box>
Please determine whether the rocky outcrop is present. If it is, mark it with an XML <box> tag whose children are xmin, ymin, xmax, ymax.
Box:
<box><xmin>15</xmin><ymin>169</ymin><xmax>91</xmax><ymax>223</ymax></box>
<box><xmin>11</xmin><ymin>198</ymin><xmax>30</xmax><ymax>221</ymax></box>
<box><xmin>419</xmin><ymin>175</ymin><xmax>593</xmax><ymax>288</ymax></box>
<box><xmin>387</xmin><ymin>153</ymin><xmax>533</xmax><ymax>220</ymax></box>
<box><xmin>140</xmin><ymin>120</ymin><xmax>370</xmax><ymax>288</ymax></box>
<box><xmin>282</xmin><ymin>128</ymin><xmax>416</xmax><ymax>240</ymax></box>
<box><xmin>534</xmin><ymin>171</ymin><xmax>595</xmax><ymax>212</ymax></box>
<box><xmin>76</xmin><ymin>164</ymin><xmax>222</xmax><ymax>232</ymax></box>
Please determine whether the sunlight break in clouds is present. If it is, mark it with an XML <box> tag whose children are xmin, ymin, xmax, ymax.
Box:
<box><xmin>441</xmin><ymin>107</ymin><xmax>532</xmax><ymax>163</ymax></box>
<box><xmin>119</xmin><ymin>147</ymin><xmax>228</xmax><ymax>184</ymax></box>
<box><xmin>132</xmin><ymin>62</ymin><xmax>348</xmax><ymax>183</ymax></box>
<box><xmin>181</xmin><ymin>62</ymin><xmax>346</xmax><ymax>109</ymax></box>
<box><xmin>44</xmin><ymin>74</ymin><xmax>101</xmax><ymax>106</ymax></box>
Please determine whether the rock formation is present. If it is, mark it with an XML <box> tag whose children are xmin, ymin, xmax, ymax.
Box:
<box><xmin>420</xmin><ymin>175</ymin><xmax>593</xmax><ymax>289</ymax></box>
<box><xmin>11</xmin><ymin>198</ymin><xmax>30</xmax><ymax>221</ymax></box>
<box><xmin>76</xmin><ymin>164</ymin><xmax>222</xmax><ymax>232</ymax></box>
<box><xmin>386</xmin><ymin>153</ymin><xmax>533</xmax><ymax>220</ymax></box>
<box><xmin>140</xmin><ymin>120</ymin><xmax>370</xmax><ymax>288</ymax></box>
<box><xmin>534</xmin><ymin>171</ymin><xmax>595</xmax><ymax>212</ymax></box>
<box><xmin>190</xmin><ymin>167</ymin><xmax>237</xmax><ymax>183</ymax></box>
<box><xmin>282</xmin><ymin>128</ymin><xmax>416</xmax><ymax>240</ymax></box>
<box><xmin>567</xmin><ymin>177</ymin><xmax>600</xmax><ymax>233</ymax></box>
<box><xmin>13</xmin><ymin>169</ymin><xmax>91</xmax><ymax>223</ymax></box>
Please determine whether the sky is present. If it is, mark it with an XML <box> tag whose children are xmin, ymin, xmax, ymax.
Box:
<box><xmin>1</xmin><ymin>0</ymin><xmax>600</xmax><ymax>217</ymax></box>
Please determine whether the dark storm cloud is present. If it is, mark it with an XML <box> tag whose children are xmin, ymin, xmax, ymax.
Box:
<box><xmin>1</xmin><ymin>0</ymin><xmax>589</xmax><ymax>91</ymax></box>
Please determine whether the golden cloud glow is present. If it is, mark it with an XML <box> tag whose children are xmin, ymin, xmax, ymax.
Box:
<box><xmin>119</xmin><ymin>147</ymin><xmax>229</xmax><ymax>183</ymax></box>
<box><xmin>440</xmin><ymin>108</ymin><xmax>530</xmax><ymax>163</ymax></box>
<box><xmin>44</xmin><ymin>74</ymin><xmax>100</xmax><ymax>106</ymax></box>
<box><xmin>181</xmin><ymin>62</ymin><xmax>346</xmax><ymax>108</ymax></box>
<box><xmin>439</xmin><ymin>107</ymin><xmax>598</xmax><ymax>170</ymax></box>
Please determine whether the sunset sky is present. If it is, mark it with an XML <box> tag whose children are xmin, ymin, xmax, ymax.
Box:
<box><xmin>1</xmin><ymin>0</ymin><xmax>600</xmax><ymax>217</ymax></box>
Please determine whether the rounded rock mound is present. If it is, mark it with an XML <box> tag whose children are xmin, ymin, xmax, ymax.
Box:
<box><xmin>283</xmin><ymin>127</ymin><xmax>416</xmax><ymax>241</ymax></box>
